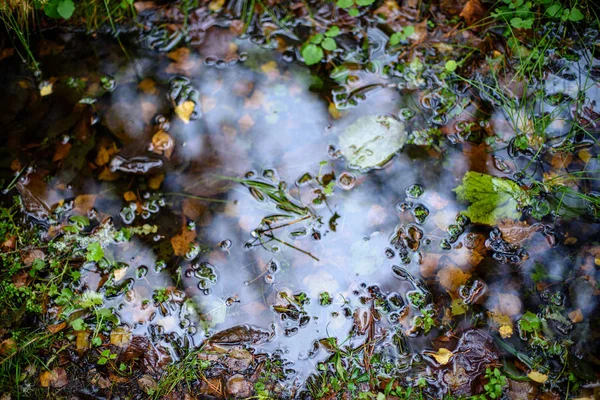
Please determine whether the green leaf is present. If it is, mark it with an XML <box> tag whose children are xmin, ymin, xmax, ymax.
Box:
<box><xmin>445</xmin><ymin>60</ymin><xmax>458</xmax><ymax>72</ymax></box>
<box><xmin>301</xmin><ymin>44</ymin><xmax>324</xmax><ymax>66</ymax></box>
<box><xmin>44</xmin><ymin>0</ymin><xmax>61</xmax><ymax>18</ymax></box>
<box><xmin>348</xmin><ymin>7</ymin><xmax>360</xmax><ymax>16</ymax></box>
<box><xmin>92</xmin><ymin>337</ymin><xmax>102</xmax><ymax>347</ymax></box>
<box><xmin>546</xmin><ymin>3</ymin><xmax>562</xmax><ymax>17</ymax></box>
<box><xmin>321</xmin><ymin>37</ymin><xmax>337</xmax><ymax>51</ymax></box>
<box><xmin>86</xmin><ymin>242</ymin><xmax>104</xmax><ymax>262</ymax></box>
<box><xmin>356</xmin><ymin>0</ymin><xmax>375</xmax><ymax>6</ymax></box>
<box><xmin>389</xmin><ymin>32</ymin><xmax>402</xmax><ymax>46</ymax></box>
<box><xmin>310</xmin><ymin>33</ymin><xmax>324</xmax><ymax>44</ymax></box>
<box><xmin>336</xmin><ymin>0</ymin><xmax>354</xmax><ymax>8</ymax></box>
<box><xmin>519</xmin><ymin>311</ymin><xmax>541</xmax><ymax>333</ymax></box>
<box><xmin>71</xmin><ymin>318</ymin><xmax>86</xmax><ymax>331</ymax></box>
<box><xmin>79</xmin><ymin>291</ymin><xmax>104</xmax><ymax>309</ymax></box>
<box><xmin>568</xmin><ymin>7</ymin><xmax>584</xmax><ymax>21</ymax></box>
<box><xmin>453</xmin><ymin>171</ymin><xmax>529</xmax><ymax>225</ymax></box>
<box><xmin>57</xmin><ymin>0</ymin><xmax>75</xmax><ymax>19</ymax></box>
<box><xmin>325</xmin><ymin>26</ymin><xmax>341</xmax><ymax>37</ymax></box>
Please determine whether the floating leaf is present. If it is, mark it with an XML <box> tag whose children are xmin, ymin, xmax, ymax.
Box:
<box><xmin>86</xmin><ymin>242</ymin><xmax>104</xmax><ymax>262</ymax></box>
<box><xmin>174</xmin><ymin>100</ymin><xmax>196</xmax><ymax>123</ymax></box>
<box><xmin>453</xmin><ymin>172</ymin><xmax>529</xmax><ymax>225</ymax></box>
<box><xmin>427</xmin><ymin>348</ymin><xmax>453</xmax><ymax>365</ymax></box>
<box><xmin>339</xmin><ymin>115</ymin><xmax>407</xmax><ymax>171</ymax></box>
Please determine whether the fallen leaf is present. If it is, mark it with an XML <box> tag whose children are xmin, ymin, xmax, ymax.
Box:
<box><xmin>138</xmin><ymin>78</ymin><xmax>158</xmax><ymax>95</ymax></box>
<box><xmin>39</xmin><ymin>367</ymin><xmax>68</xmax><ymax>388</ymax></box>
<box><xmin>123</xmin><ymin>191</ymin><xmax>137</xmax><ymax>202</ymax></box>
<box><xmin>568</xmin><ymin>309</ymin><xmax>583</xmax><ymax>324</ymax></box>
<box><xmin>148</xmin><ymin>173</ymin><xmax>165</xmax><ymax>190</ymax></box>
<box><xmin>427</xmin><ymin>348</ymin><xmax>453</xmax><ymax>365</ymax></box>
<box><xmin>209</xmin><ymin>0</ymin><xmax>225</xmax><ymax>11</ymax></box>
<box><xmin>52</xmin><ymin>142</ymin><xmax>72</xmax><ymax>162</ymax></box>
<box><xmin>171</xmin><ymin>223</ymin><xmax>197</xmax><ymax>256</ymax></box>
<box><xmin>113</xmin><ymin>266</ymin><xmax>128</xmax><ymax>281</ymax></box>
<box><xmin>499</xmin><ymin>324</ymin><xmax>513</xmax><ymax>338</ymax></box>
<box><xmin>22</xmin><ymin>249</ymin><xmax>45</xmax><ymax>266</ymax></box>
<box><xmin>175</xmin><ymin>101</ymin><xmax>196</xmax><ymax>123</ymax></box>
<box><xmin>579</xmin><ymin>149</ymin><xmax>592</xmax><ymax>164</ymax></box>
<box><xmin>40</xmin><ymin>82</ymin><xmax>53</xmax><ymax>96</ymax></box>
<box><xmin>459</xmin><ymin>0</ymin><xmax>486</xmax><ymax>26</ymax></box>
<box><xmin>182</xmin><ymin>199</ymin><xmax>207</xmax><ymax>220</ymax></box>
<box><xmin>47</xmin><ymin>322</ymin><xmax>67</xmax><ymax>334</ymax></box>
<box><xmin>110</xmin><ymin>327</ymin><xmax>132</xmax><ymax>347</ymax></box>
<box><xmin>527</xmin><ymin>370</ymin><xmax>548</xmax><ymax>384</ymax></box>
<box><xmin>0</xmin><ymin>339</ymin><xmax>17</xmax><ymax>356</ymax></box>
<box><xmin>150</xmin><ymin>130</ymin><xmax>174</xmax><ymax>159</ymax></box>
<box><xmin>74</xmin><ymin>194</ymin><xmax>97</xmax><ymax>214</ymax></box>
<box><xmin>437</xmin><ymin>265</ymin><xmax>470</xmax><ymax>296</ymax></box>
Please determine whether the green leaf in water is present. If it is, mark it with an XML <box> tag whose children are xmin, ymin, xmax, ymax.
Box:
<box><xmin>453</xmin><ymin>171</ymin><xmax>530</xmax><ymax>225</ymax></box>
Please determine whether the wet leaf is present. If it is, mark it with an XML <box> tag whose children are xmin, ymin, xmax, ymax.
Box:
<box><xmin>47</xmin><ymin>322</ymin><xmax>67</xmax><ymax>334</ymax></box>
<box><xmin>437</xmin><ymin>265</ymin><xmax>470</xmax><ymax>296</ymax></box>
<box><xmin>175</xmin><ymin>101</ymin><xmax>196</xmax><ymax>123</ymax></box>
<box><xmin>171</xmin><ymin>223</ymin><xmax>197</xmax><ymax>256</ymax></box>
<box><xmin>110</xmin><ymin>327</ymin><xmax>132</xmax><ymax>347</ymax></box>
<box><xmin>74</xmin><ymin>194</ymin><xmax>97</xmax><ymax>214</ymax></box>
<box><xmin>454</xmin><ymin>172</ymin><xmax>529</xmax><ymax>225</ymax></box>
<box><xmin>40</xmin><ymin>367</ymin><xmax>68</xmax><ymax>388</ymax></box>
<box><xmin>428</xmin><ymin>348</ymin><xmax>453</xmax><ymax>365</ymax></box>
<box><xmin>527</xmin><ymin>370</ymin><xmax>548</xmax><ymax>383</ymax></box>
<box><xmin>40</xmin><ymin>82</ymin><xmax>53</xmax><ymax>96</ymax></box>
<box><xmin>499</xmin><ymin>324</ymin><xmax>513</xmax><ymax>338</ymax></box>
<box><xmin>148</xmin><ymin>173</ymin><xmax>165</xmax><ymax>190</ymax></box>
<box><xmin>151</xmin><ymin>130</ymin><xmax>174</xmax><ymax>159</ymax></box>
<box><xmin>459</xmin><ymin>0</ymin><xmax>486</xmax><ymax>25</ymax></box>
<box><xmin>339</xmin><ymin>115</ymin><xmax>407</xmax><ymax>171</ymax></box>
<box><xmin>57</xmin><ymin>0</ymin><xmax>75</xmax><ymax>19</ymax></box>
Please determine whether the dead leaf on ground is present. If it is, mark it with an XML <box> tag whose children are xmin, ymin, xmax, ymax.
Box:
<box><xmin>150</xmin><ymin>130</ymin><xmax>174</xmax><ymax>159</ymax></box>
<box><xmin>39</xmin><ymin>367</ymin><xmax>68</xmax><ymax>388</ymax></box>
<box><xmin>460</xmin><ymin>0</ymin><xmax>486</xmax><ymax>26</ymax></box>
<box><xmin>110</xmin><ymin>327</ymin><xmax>132</xmax><ymax>347</ymax></box>
<box><xmin>568</xmin><ymin>309</ymin><xmax>583</xmax><ymax>324</ymax></box>
<box><xmin>148</xmin><ymin>173</ymin><xmax>165</xmax><ymax>190</ymax></box>
<box><xmin>47</xmin><ymin>321</ymin><xmax>67</xmax><ymax>334</ymax></box>
<box><xmin>527</xmin><ymin>370</ymin><xmax>548</xmax><ymax>383</ymax></box>
<box><xmin>22</xmin><ymin>249</ymin><xmax>45</xmax><ymax>266</ymax></box>
<box><xmin>0</xmin><ymin>339</ymin><xmax>17</xmax><ymax>356</ymax></box>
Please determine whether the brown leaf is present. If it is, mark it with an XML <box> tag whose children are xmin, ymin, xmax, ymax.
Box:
<box><xmin>148</xmin><ymin>173</ymin><xmax>165</xmax><ymax>190</ymax></box>
<box><xmin>182</xmin><ymin>199</ymin><xmax>208</xmax><ymax>220</ymax></box>
<box><xmin>47</xmin><ymin>322</ymin><xmax>67</xmax><ymax>334</ymax></box>
<box><xmin>12</xmin><ymin>270</ymin><xmax>29</xmax><ymax>288</ymax></box>
<box><xmin>74</xmin><ymin>194</ymin><xmax>97</xmax><ymax>215</ymax></box>
<box><xmin>459</xmin><ymin>0</ymin><xmax>486</xmax><ymax>26</ymax></box>
<box><xmin>52</xmin><ymin>142</ymin><xmax>72</xmax><ymax>162</ymax></box>
<box><xmin>76</xmin><ymin>331</ymin><xmax>90</xmax><ymax>353</ymax></box>
<box><xmin>150</xmin><ymin>130</ymin><xmax>174</xmax><ymax>159</ymax></box>
<box><xmin>39</xmin><ymin>367</ymin><xmax>68</xmax><ymax>388</ymax></box>
<box><xmin>171</xmin><ymin>223</ymin><xmax>197</xmax><ymax>256</ymax></box>
<box><xmin>110</xmin><ymin>327</ymin><xmax>132</xmax><ymax>347</ymax></box>
<box><xmin>568</xmin><ymin>309</ymin><xmax>583</xmax><ymax>324</ymax></box>
<box><xmin>437</xmin><ymin>265</ymin><xmax>470</xmax><ymax>296</ymax></box>
<box><xmin>0</xmin><ymin>339</ymin><xmax>17</xmax><ymax>356</ymax></box>
<box><xmin>1</xmin><ymin>236</ymin><xmax>16</xmax><ymax>251</ymax></box>
<box><xmin>22</xmin><ymin>249</ymin><xmax>45</xmax><ymax>266</ymax></box>
<box><xmin>138</xmin><ymin>78</ymin><xmax>158</xmax><ymax>95</ymax></box>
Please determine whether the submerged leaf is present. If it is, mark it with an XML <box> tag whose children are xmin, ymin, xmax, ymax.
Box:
<box><xmin>427</xmin><ymin>348</ymin><xmax>453</xmax><ymax>365</ymax></box>
<box><xmin>174</xmin><ymin>101</ymin><xmax>196</xmax><ymax>123</ymax></box>
<box><xmin>453</xmin><ymin>172</ymin><xmax>529</xmax><ymax>225</ymax></box>
<box><xmin>339</xmin><ymin>115</ymin><xmax>407</xmax><ymax>171</ymax></box>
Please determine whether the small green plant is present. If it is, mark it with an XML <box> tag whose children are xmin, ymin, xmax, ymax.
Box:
<box><xmin>389</xmin><ymin>26</ymin><xmax>415</xmax><ymax>45</ymax></box>
<box><xmin>41</xmin><ymin>0</ymin><xmax>76</xmax><ymax>20</ymax></box>
<box><xmin>336</xmin><ymin>0</ymin><xmax>375</xmax><ymax>17</ymax></box>
<box><xmin>481</xmin><ymin>368</ymin><xmax>508</xmax><ymax>399</ymax></box>
<box><xmin>153</xmin><ymin>288</ymin><xmax>170</xmax><ymax>303</ymax></box>
<box><xmin>301</xmin><ymin>26</ymin><xmax>340</xmax><ymax>66</ymax></box>
<box><xmin>97</xmin><ymin>349</ymin><xmax>117</xmax><ymax>365</ymax></box>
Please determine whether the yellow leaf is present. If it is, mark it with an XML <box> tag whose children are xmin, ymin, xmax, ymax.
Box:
<box><xmin>427</xmin><ymin>348</ymin><xmax>453</xmax><ymax>365</ymax></box>
<box><xmin>209</xmin><ymin>0</ymin><xmax>225</xmax><ymax>11</ymax></box>
<box><xmin>527</xmin><ymin>370</ymin><xmax>548</xmax><ymax>383</ymax></box>
<box><xmin>40</xmin><ymin>82</ymin><xmax>53</xmax><ymax>96</ymax></box>
<box><xmin>148</xmin><ymin>173</ymin><xmax>165</xmax><ymax>190</ymax></box>
<box><xmin>499</xmin><ymin>324</ymin><xmax>513</xmax><ymax>338</ymax></box>
<box><xmin>110</xmin><ymin>327</ymin><xmax>132</xmax><ymax>347</ymax></box>
<box><xmin>113</xmin><ymin>266</ymin><xmax>128</xmax><ymax>281</ymax></box>
<box><xmin>175</xmin><ymin>100</ymin><xmax>195</xmax><ymax>123</ymax></box>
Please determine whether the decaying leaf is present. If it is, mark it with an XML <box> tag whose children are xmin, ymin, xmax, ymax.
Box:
<box><xmin>175</xmin><ymin>101</ymin><xmax>196</xmax><ymax>123</ymax></box>
<box><xmin>339</xmin><ymin>115</ymin><xmax>407</xmax><ymax>171</ymax></box>
<box><xmin>150</xmin><ymin>130</ymin><xmax>174</xmax><ymax>159</ymax></box>
<box><xmin>499</xmin><ymin>324</ymin><xmax>513</xmax><ymax>338</ymax></box>
<box><xmin>39</xmin><ymin>367</ymin><xmax>68</xmax><ymax>388</ymax></box>
<box><xmin>148</xmin><ymin>173</ymin><xmax>165</xmax><ymax>190</ymax></box>
<box><xmin>437</xmin><ymin>265</ymin><xmax>470</xmax><ymax>296</ymax></box>
<box><xmin>427</xmin><ymin>348</ymin><xmax>453</xmax><ymax>365</ymax></box>
<box><xmin>40</xmin><ymin>82</ymin><xmax>53</xmax><ymax>96</ymax></box>
<box><xmin>527</xmin><ymin>370</ymin><xmax>548</xmax><ymax>383</ymax></box>
<box><xmin>110</xmin><ymin>327</ymin><xmax>132</xmax><ymax>347</ymax></box>
<box><xmin>171</xmin><ymin>223</ymin><xmax>197</xmax><ymax>256</ymax></box>
<box><xmin>74</xmin><ymin>194</ymin><xmax>97</xmax><ymax>214</ymax></box>
<box><xmin>459</xmin><ymin>0</ymin><xmax>486</xmax><ymax>26</ymax></box>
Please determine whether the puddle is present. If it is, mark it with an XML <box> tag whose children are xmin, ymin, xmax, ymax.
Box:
<box><xmin>1</xmin><ymin>15</ymin><xmax>600</xmax><ymax>399</ymax></box>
